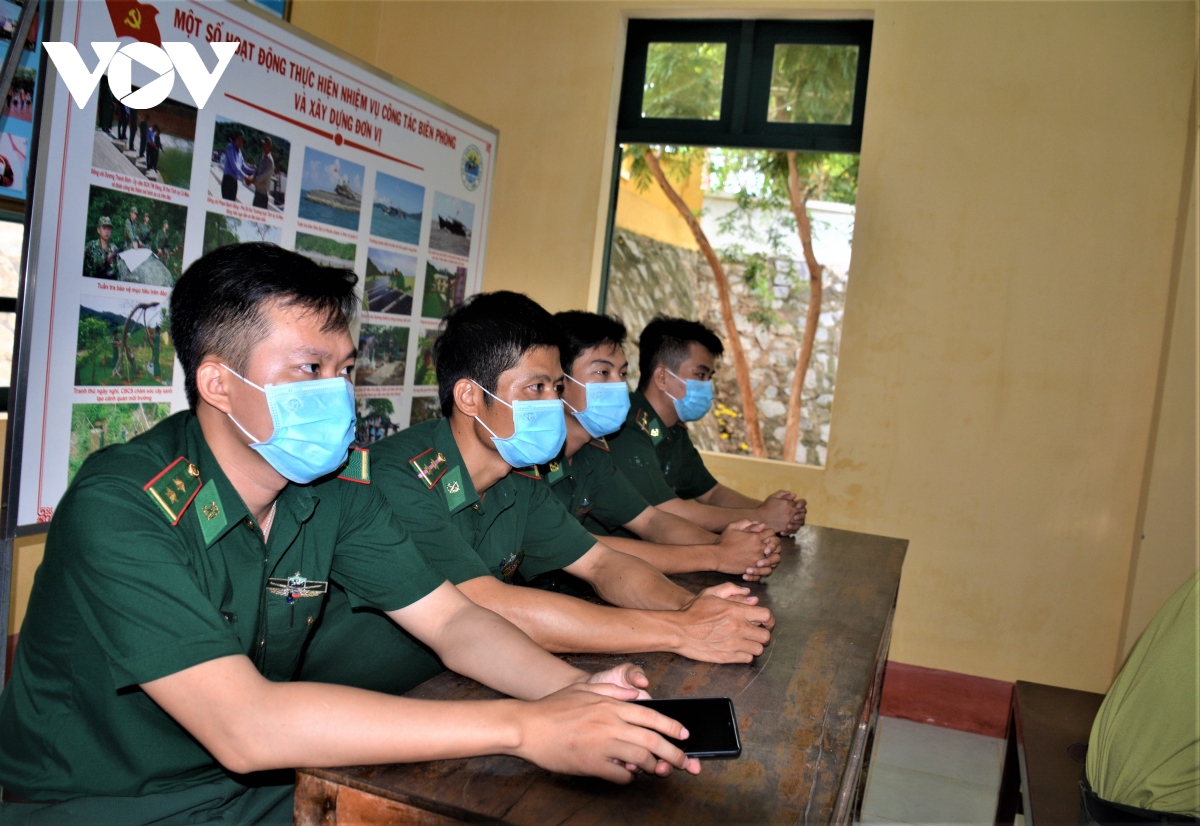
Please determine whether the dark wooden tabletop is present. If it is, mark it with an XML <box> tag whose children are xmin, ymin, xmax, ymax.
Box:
<box><xmin>300</xmin><ymin>525</ymin><xmax>907</xmax><ymax>825</ymax></box>
<box><xmin>1014</xmin><ymin>680</ymin><xmax>1105</xmax><ymax>826</ymax></box>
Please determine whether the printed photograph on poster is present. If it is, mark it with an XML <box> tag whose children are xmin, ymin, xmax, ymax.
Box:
<box><xmin>93</xmin><ymin>84</ymin><xmax>197</xmax><ymax>189</ymax></box>
<box><xmin>210</xmin><ymin>118</ymin><xmax>289</xmax><ymax>213</ymax></box>
<box><xmin>295</xmin><ymin>231</ymin><xmax>355</xmax><ymax>270</ymax></box>
<box><xmin>413</xmin><ymin>329</ymin><xmax>439</xmax><ymax>387</ymax></box>
<box><xmin>298</xmin><ymin>147</ymin><xmax>363</xmax><ymax>231</ymax></box>
<box><xmin>2</xmin><ymin>66</ymin><xmax>33</xmax><ymax>122</ymax></box>
<box><xmin>0</xmin><ymin>131</ymin><xmax>26</xmax><ymax>188</ymax></box>
<box><xmin>202</xmin><ymin>212</ymin><xmax>282</xmax><ymax>254</ymax></box>
<box><xmin>363</xmin><ymin>248</ymin><xmax>416</xmax><ymax>316</ymax></box>
<box><xmin>75</xmin><ymin>295</ymin><xmax>173</xmax><ymax>388</ymax></box>
<box><xmin>84</xmin><ymin>186</ymin><xmax>187</xmax><ymax>285</ymax></box>
<box><xmin>371</xmin><ymin>172</ymin><xmax>424</xmax><ymax>246</ymax></box>
<box><xmin>428</xmin><ymin>192</ymin><xmax>474</xmax><ymax>258</ymax></box>
<box><xmin>354</xmin><ymin>396</ymin><xmax>404</xmax><ymax>448</ymax></box>
<box><xmin>355</xmin><ymin>323</ymin><xmax>408</xmax><ymax>387</ymax></box>
<box><xmin>422</xmin><ymin>261</ymin><xmax>467</xmax><ymax>320</ymax></box>
<box><xmin>69</xmin><ymin>402</ymin><xmax>173</xmax><ymax>484</ymax></box>
<box><xmin>410</xmin><ymin>395</ymin><xmax>443</xmax><ymax>426</ymax></box>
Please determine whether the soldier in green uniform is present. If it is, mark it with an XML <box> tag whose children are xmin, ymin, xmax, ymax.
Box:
<box><xmin>153</xmin><ymin>220</ymin><xmax>173</xmax><ymax>259</ymax></box>
<box><xmin>0</xmin><ymin>246</ymin><xmax>698</xmax><ymax>825</ymax></box>
<box><xmin>607</xmin><ymin>316</ymin><xmax>807</xmax><ymax>535</ymax></box>
<box><xmin>123</xmin><ymin>206</ymin><xmax>141</xmax><ymax>250</ymax></box>
<box><xmin>300</xmin><ymin>292</ymin><xmax>774</xmax><ymax>697</ymax></box>
<box><xmin>544</xmin><ymin>310</ymin><xmax>782</xmax><ymax>581</ymax></box>
<box><xmin>138</xmin><ymin>213</ymin><xmax>154</xmax><ymax>249</ymax></box>
<box><xmin>82</xmin><ymin>216</ymin><xmax>118</xmax><ymax>280</ymax></box>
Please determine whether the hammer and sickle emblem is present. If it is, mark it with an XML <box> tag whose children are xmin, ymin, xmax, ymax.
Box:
<box><xmin>125</xmin><ymin>8</ymin><xmax>142</xmax><ymax>29</ymax></box>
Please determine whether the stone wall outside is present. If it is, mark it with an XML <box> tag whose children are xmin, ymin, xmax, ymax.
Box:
<box><xmin>606</xmin><ymin>226</ymin><xmax>847</xmax><ymax>466</ymax></box>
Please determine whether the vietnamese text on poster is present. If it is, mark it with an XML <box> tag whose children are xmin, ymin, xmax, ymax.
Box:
<box><xmin>14</xmin><ymin>0</ymin><xmax>496</xmax><ymax>527</ymax></box>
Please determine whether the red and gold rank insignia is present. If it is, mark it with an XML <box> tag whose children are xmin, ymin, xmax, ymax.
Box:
<box><xmin>409</xmin><ymin>448</ymin><xmax>448</xmax><ymax>489</ymax></box>
<box><xmin>144</xmin><ymin>456</ymin><xmax>202</xmax><ymax>526</ymax></box>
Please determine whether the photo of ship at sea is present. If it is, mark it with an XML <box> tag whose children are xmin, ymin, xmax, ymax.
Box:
<box><xmin>297</xmin><ymin>147</ymin><xmax>364</xmax><ymax>231</ymax></box>
<box><xmin>428</xmin><ymin>192</ymin><xmax>475</xmax><ymax>258</ymax></box>
<box><xmin>371</xmin><ymin>172</ymin><xmax>424</xmax><ymax>246</ymax></box>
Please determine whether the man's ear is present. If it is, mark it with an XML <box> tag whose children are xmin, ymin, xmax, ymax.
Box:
<box><xmin>196</xmin><ymin>359</ymin><xmax>234</xmax><ymax>414</ymax></box>
<box><xmin>452</xmin><ymin>377</ymin><xmax>482</xmax><ymax>418</ymax></box>
<box><xmin>652</xmin><ymin>363</ymin><xmax>670</xmax><ymax>391</ymax></box>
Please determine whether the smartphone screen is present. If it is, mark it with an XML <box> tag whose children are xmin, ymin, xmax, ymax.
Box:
<box><xmin>631</xmin><ymin>697</ymin><xmax>742</xmax><ymax>758</ymax></box>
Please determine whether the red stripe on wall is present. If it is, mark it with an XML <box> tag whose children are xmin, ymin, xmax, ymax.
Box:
<box><xmin>880</xmin><ymin>661</ymin><xmax>1013</xmax><ymax>738</ymax></box>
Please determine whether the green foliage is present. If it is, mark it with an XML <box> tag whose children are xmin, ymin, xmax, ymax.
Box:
<box><xmin>69</xmin><ymin>403</ymin><xmax>172</xmax><ymax>482</ymax></box>
<box><xmin>768</xmin><ymin>44</ymin><xmax>859</xmax><ymax>125</ymax></box>
<box><xmin>156</xmin><ymin>148</ymin><xmax>192</xmax><ymax>189</ymax></box>
<box><xmin>366</xmin><ymin>398</ymin><xmax>395</xmax><ymax>417</ymax></box>
<box><xmin>642</xmin><ymin>41</ymin><xmax>727</xmax><ymax>120</ymax></box>
<box><xmin>203</xmin><ymin>212</ymin><xmax>239</xmax><ymax>253</ymax></box>
<box><xmin>295</xmin><ymin>232</ymin><xmax>356</xmax><ymax>260</ymax></box>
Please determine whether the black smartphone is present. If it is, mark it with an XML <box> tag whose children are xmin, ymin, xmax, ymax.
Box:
<box><xmin>631</xmin><ymin>697</ymin><xmax>742</xmax><ymax>758</ymax></box>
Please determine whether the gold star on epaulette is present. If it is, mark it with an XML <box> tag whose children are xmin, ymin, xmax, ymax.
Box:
<box><xmin>144</xmin><ymin>457</ymin><xmax>202</xmax><ymax>526</ymax></box>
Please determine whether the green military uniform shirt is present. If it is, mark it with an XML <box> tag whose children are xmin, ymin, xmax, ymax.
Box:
<box><xmin>543</xmin><ymin>436</ymin><xmax>652</xmax><ymax>535</ymax></box>
<box><xmin>153</xmin><ymin>229</ymin><xmax>172</xmax><ymax>253</ymax></box>
<box><xmin>1087</xmin><ymin>570</ymin><xmax>1200</xmax><ymax>816</ymax></box>
<box><xmin>123</xmin><ymin>218</ymin><xmax>140</xmax><ymax>249</ymax></box>
<box><xmin>607</xmin><ymin>389</ymin><xmax>719</xmax><ymax>503</ymax></box>
<box><xmin>83</xmin><ymin>238</ymin><xmax>117</xmax><ymax>279</ymax></box>
<box><xmin>0</xmin><ymin>412</ymin><xmax>444</xmax><ymax>807</ymax></box>
<box><xmin>300</xmin><ymin>417</ymin><xmax>597</xmax><ymax>694</ymax></box>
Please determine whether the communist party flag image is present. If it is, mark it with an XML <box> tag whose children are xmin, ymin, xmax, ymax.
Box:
<box><xmin>103</xmin><ymin>0</ymin><xmax>163</xmax><ymax>47</ymax></box>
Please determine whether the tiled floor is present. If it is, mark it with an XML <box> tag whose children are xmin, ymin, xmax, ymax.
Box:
<box><xmin>861</xmin><ymin>716</ymin><xmax>1005</xmax><ymax>825</ymax></box>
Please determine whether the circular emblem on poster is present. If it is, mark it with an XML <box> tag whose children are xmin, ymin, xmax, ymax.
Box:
<box><xmin>461</xmin><ymin>145</ymin><xmax>482</xmax><ymax>191</ymax></box>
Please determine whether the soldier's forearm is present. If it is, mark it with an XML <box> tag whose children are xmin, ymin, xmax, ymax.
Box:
<box><xmin>633</xmin><ymin>506</ymin><xmax>718</xmax><ymax>545</ymax></box>
<box><xmin>656</xmin><ymin>497</ymin><xmax>759</xmax><ymax>532</ymax></box>
<box><xmin>593</xmin><ymin>533</ymin><xmax>719</xmax><ymax>575</ymax></box>
<box><xmin>457</xmin><ymin>575</ymin><xmax>687</xmax><ymax>656</ymax></box>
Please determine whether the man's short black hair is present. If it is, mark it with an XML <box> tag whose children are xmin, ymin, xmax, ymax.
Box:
<box><xmin>636</xmin><ymin>316</ymin><xmax>724</xmax><ymax>392</ymax></box>
<box><xmin>171</xmin><ymin>243</ymin><xmax>357</xmax><ymax>409</ymax></box>
<box><xmin>553</xmin><ymin>310</ymin><xmax>627</xmax><ymax>372</ymax></box>
<box><xmin>435</xmin><ymin>291</ymin><xmax>561</xmax><ymax>417</ymax></box>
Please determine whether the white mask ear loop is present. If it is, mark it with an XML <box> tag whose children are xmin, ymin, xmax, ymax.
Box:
<box><xmin>220</xmin><ymin>363</ymin><xmax>267</xmax><ymax>444</ymax></box>
<box><xmin>662</xmin><ymin>368</ymin><xmax>686</xmax><ymax>402</ymax></box>
<box><xmin>561</xmin><ymin>374</ymin><xmax>584</xmax><ymax>414</ymax></box>
<box><xmin>470</xmin><ymin>380</ymin><xmax>509</xmax><ymax>439</ymax></box>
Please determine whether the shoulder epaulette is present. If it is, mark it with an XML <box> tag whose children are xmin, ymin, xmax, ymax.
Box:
<box><xmin>587</xmin><ymin>437</ymin><xmax>610</xmax><ymax>452</ymax></box>
<box><xmin>409</xmin><ymin>448</ymin><xmax>448</xmax><ymax>489</ymax></box>
<box><xmin>634</xmin><ymin>409</ymin><xmax>665</xmax><ymax>445</ymax></box>
<box><xmin>338</xmin><ymin>448</ymin><xmax>371</xmax><ymax>484</ymax></box>
<box><xmin>144</xmin><ymin>456</ymin><xmax>202</xmax><ymax>526</ymax></box>
<box><xmin>512</xmin><ymin>466</ymin><xmax>542</xmax><ymax>480</ymax></box>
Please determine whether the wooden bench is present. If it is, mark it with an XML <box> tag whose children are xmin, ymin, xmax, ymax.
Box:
<box><xmin>994</xmin><ymin>680</ymin><xmax>1105</xmax><ymax>826</ymax></box>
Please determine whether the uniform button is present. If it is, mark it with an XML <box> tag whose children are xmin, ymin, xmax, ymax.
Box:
<box><xmin>245</xmin><ymin>519</ymin><xmax>255</xmax><ymax>530</ymax></box>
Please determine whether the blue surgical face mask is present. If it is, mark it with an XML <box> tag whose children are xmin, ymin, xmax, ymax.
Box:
<box><xmin>563</xmin><ymin>374</ymin><xmax>630</xmax><ymax>438</ymax></box>
<box><xmin>472</xmin><ymin>381</ymin><xmax>567</xmax><ymax>467</ymax></box>
<box><xmin>665</xmin><ymin>369</ymin><xmax>714</xmax><ymax>422</ymax></box>
<box><xmin>223</xmin><ymin>365</ymin><xmax>356</xmax><ymax>484</ymax></box>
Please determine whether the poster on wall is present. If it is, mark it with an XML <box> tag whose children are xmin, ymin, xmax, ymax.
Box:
<box><xmin>12</xmin><ymin>0</ymin><xmax>496</xmax><ymax>528</ymax></box>
<box><xmin>0</xmin><ymin>0</ymin><xmax>45</xmax><ymax>200</ymax></box>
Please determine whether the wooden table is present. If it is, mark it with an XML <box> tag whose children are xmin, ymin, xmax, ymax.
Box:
<box><xmin>994</xmin><ymin>680</ymin><xmax>1105</xmax><ymax>826</ymax></box>
<box><xmin>296</xmin><ymin>525</ymin><xmax>907</xmax><ymax>825</ymax></box>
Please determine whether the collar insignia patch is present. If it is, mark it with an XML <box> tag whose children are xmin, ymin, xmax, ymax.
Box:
<box><xmin>545</xmin><ymin>461</ymin><xmax>565</xmax><ymax>485</ymax></box>
<box><xmin>442</xmin><ymin>465</ymin><xmax>467</xmax><ymax>510</ymax></box>
<box><xmin>588</xmin><ymin>437</ymin><xmax>610</xmax><ymax>452</ymax></box>
<box><xmin>410</xmin><ymin>448</ymin><xmax>448</xmax><ymax>489</ymax></box>
<box><xmin>635</xmin><ymin>409</ymin><xmax>665</xmax><ymax>445</ymax></box>
<box><xmin>195</xmin><ymin>478</ymin><xmax>227</xmax><ymax>545</ymax></box>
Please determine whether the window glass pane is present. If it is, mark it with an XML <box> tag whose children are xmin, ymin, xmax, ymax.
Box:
<box><xmin>642</xmin><ymin>42</ymin><xmax>727</xmax><ymax>120</ymax></box>
<box><xmin>767</xmin><ymin>44</ymin><xmax>859</xmax><ymax>125</ymax></box>
<box><xmin>0</xmin><ymin>218</ymin><xmax>22</xmax><ymax>298</ymax></box>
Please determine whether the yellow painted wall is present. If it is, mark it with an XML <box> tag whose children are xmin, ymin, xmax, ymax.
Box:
<box><xmin>289</xmin><ymin>0</ymin><xmax>1196</xmax><ymax>693</ymax></box>
<box><xmin>1117</xmin><ymin>160</ymin><xmax>1199</xmax><ymax>661</ymax></box>
<box><xmin>613</xmin><ymin>155</ymin><xmax>704</xmax><ymax>250</ymax></box>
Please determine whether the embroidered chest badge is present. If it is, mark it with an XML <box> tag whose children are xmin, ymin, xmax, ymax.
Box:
<box><xmin>499</xmin><ymin>550</ymin><xmax>525</xmax><ymax>581</ymax></box>
<box><xmin>267</xmin><ymin>572</ymin><xmax>329</xmax><ymax>602</ymax></box>
<box><xmin>409</xmin><ymin>448</ymin><xmax>448</xmax><ymax>489</ymax></box>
